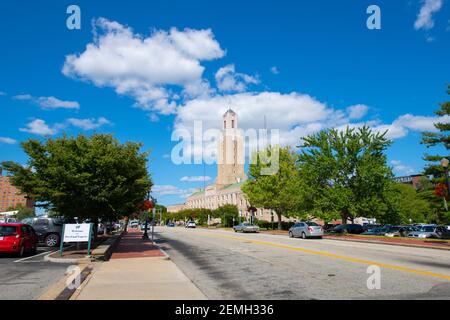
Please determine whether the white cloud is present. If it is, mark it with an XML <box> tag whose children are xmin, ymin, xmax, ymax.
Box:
<box><xmin>391</xmin><ymin>160</ymin><xmax>415</xmax><ymax>175</ymax></box>
<box><xmin>0</xmin><ymin>137</ymin><xmax>17</xmax><ymax>144</ymax></box>
<box><xmin>63</xmin><ymin>18</ymin><xmax>225</xmax><ymax>115</ymax></box>
<box><xmin>270</xmin><ymin>66</ymin><xmax>279</xmax><ymax>74</ymax></box>
<box><xmin>347</xmin><ymin>104</ymin><xmax>369</xmax><ymax>120</ymax></box>
<box><xmin>13</xmin><ymin>94</ymin><xmax>79</xmax><ymax>110</ymax></box>
<box><xmin>414</xmin><ymin>0</ymin><xmax>443</xmax><ymax>30</ymax></box>
<box><xmin>152</xmin><ymin>185</ymin><xmax>198</xmax><ymax>198</ymax></box>
<box><xmin>20</xmin><ymin>119</ymin><xmax>56</xmax><ymax>136</ymax></box>
<box><xmin>180</xmin><ymin>176</ymin><xmax>211</xmax><ymax>182</ymax></box>
<box><xmin>215</xmin><ymin>64</ymin><xmax>259</xmax><ymax>92</ymax></box>
<box><xmin>66</xmin><ymin>117</ymin><xmax>111</xmax><ymax>130</ymax></box>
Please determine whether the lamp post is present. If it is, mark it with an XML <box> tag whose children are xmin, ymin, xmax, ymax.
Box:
<box><xmin>441</xmin><ymin>158</ymin><xmax>450</xmax><ymax>210</ymax></box>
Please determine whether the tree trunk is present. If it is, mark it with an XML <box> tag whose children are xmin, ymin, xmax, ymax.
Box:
<box><xmin>277</xmin><ymin>212</ymin><xmax>282</xmax><ymax>230</ymax></box>
<box><xmin>92</xmin><ymin>217</ymin><xmax>99</xmax><ymax>242</ymax></box>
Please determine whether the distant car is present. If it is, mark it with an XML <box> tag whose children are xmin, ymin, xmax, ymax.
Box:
<box><xmin>0</xmin><ymin>223</ymin><xmax>38</xmax><ymax>257</ymax></box>
<box><xmin>289</xmin><ymin>221</ymin><xmax>323</xmax><ymax>239</ymax></box>
<box><xmin>362</xmin><ymin>224</ymin><xmax>382</xmax><ymax>232</ymax></box>
<box><xmin>233</xmin><ymin>223</ymin><xmax>260</xmax><ymax>233</ymax></box>
<box><xmin>0</xmin><ymin>218</ymin><xmax>17</xmax><ymax>223</ymax></box>
<box><xmin>129</xmin><ymin>220</ymin><xmax>139</xmax><ymax>228</ymax></box>
<box><xmin>383</xmin><ymin>226</ymin><xmax>417</xmax><ymax>237</ymax></box>
<box><xmin>186</xmin><ymin>221</ymin><xmax>196</xmax><ymax>228</ymax></box>
<box><xmin>21</xmin><ymin>217</ymin><xmax>68</xmax><ymax>247</ymax></box>
<box><xmin>327</xmin><ymin>224</ymin><xmax>364</xmax><ymax>234</ymax></box>
<box><xmin>167</xmin><ymin>222</ymin><xmax>175</xmax><ymax>227</ymax></box>
<box><xmin>407</xmin><ymin>225</ymin><xmax>439</xmax><ymax>239</ymax></box>
<box><xmin>361</xmin><ymin>227</ymin><xmax>386</xmax><ymax>236</ymax></box>
<box><xmin>433</xmin><ymin>226</ymin><xmax>450</xmax><ymax>239</ymax></box>
<box><xmin>323</xmin><ymin>224</ymin><xmax>340</xmax><ymax>232</ymax></box>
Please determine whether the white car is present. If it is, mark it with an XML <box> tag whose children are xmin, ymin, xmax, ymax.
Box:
<box><xmin>185</xmin><ymin>221</ymin><xmax>196</xmax><ymax>228</ymax></box>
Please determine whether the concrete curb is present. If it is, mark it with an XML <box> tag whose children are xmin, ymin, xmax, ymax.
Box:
<box><xmin>324</xmin><ymin>236</ymin><xmax>450</xmax><ymax>251</ymax></box>
<box><xmin>36</xmin><ymin>263</ymin><xmax>93</xmax><ymax>300</ymax></box>
<box><xmin>153</xmin><ymin>240</ymin><xmax>170</xmax><ymax>260</ymax></box>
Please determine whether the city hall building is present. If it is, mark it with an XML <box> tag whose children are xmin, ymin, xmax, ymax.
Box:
<box><xmin>168</xmin><ymin>109</ymin><xmax>279</xmax><ymax>223</ymax></box>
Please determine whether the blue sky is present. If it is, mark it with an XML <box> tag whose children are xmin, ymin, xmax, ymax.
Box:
<box><xmin>0</xmin><ymin>0</ymin><xmax>449</xmax><ymax>207</ymax></box>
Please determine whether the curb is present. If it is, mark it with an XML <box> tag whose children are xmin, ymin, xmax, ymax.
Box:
<box><xmin>37</xmin><ymin>263</ymin><xmax>93</xmax><ymax>300</ymax></box>
<box><xmin>153</xmin><ymin>240</ymin><xmax>170</xmax><ymax>260</ymax></box>
<box><xmin>324</xmin><ymin>236</ymin><xmax>450</xmax><ymax>251</ymax></box>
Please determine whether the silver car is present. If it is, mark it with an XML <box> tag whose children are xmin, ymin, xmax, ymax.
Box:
<box><xmin>407</xmin><ymin>225</ymin><xmax>438</xmax><ymax>238</ymax></box>
<box><xmin>289</xmin><ymin>221</ymin><xmax>324</xmax><ymax>239</ymax></box>
<box><xmin>233</xmin><ymin>223</ymin><xmax>259</xmax><ymax>233</ymax></box>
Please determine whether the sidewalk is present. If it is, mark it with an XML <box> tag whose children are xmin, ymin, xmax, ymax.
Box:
<box><xmin>74</xmin><ymin>229</ymin><xmax>206</xmax><ymax>300</ymax></box>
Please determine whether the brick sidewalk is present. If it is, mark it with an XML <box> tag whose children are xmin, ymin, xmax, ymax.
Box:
<box><xmin>111</xmin><ymin>229</ymin><xmax>165</xmax><ymax>259</ymax></box>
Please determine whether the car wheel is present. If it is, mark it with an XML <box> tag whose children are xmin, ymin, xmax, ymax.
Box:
<box><xmin>301</xmin><ymin>232</ymin><xmax>307</xmax><ymax>239</ymax></box>
<box><xmin>234</xmin><ymin>229</ymin><xmax>237</xmax><ymax>232</ymax></box>
<box><xmin>17</xmin><ymin>244</ymin><xmax>25</xmax><ymax>257</ymax></box>
<box><xmin>289</xmin><ymin>231</ymin><xmax>293</xmax><ymax>238</ymax></box>
<box><xmin>45</xmin><ymin>234</ymin><xmax>60</xmax><ymax>247</ymax></box>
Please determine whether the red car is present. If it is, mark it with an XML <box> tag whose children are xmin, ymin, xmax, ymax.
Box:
<box><xmin>0</xmin><ymin>223</ymin><xmax>38</xmax><ymax>257</ymax></box>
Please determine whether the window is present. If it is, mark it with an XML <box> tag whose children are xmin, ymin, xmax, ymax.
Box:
<box><xmin>232</xmin><ymin>120</ymin><xmax>234</xmax><ymax>128</ymax></box>
<box><xmin>34</xmin><ymin>219</ymin><xmax>49</xmax><ymax>226</ymax></box>
<box><xmin>224</xmin><ymin>120</ymin><xmax>226</xmax><ymax>128</ymax></box>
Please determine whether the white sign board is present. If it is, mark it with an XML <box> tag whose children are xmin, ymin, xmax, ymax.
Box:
<box><xmin>63</xmin><ymin>224</ymin><xmax>91</xmax><ymax>243</ymax></box>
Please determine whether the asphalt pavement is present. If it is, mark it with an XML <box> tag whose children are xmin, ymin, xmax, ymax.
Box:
<box><xmin>154</xmin><ymin>227</ymin><xmax>450</xmax><ymax>300</ymax></box>
<box><xmin>0</xmin><ymin>246</ymin><xmax>69</xmax><ymax>300</ymax></box>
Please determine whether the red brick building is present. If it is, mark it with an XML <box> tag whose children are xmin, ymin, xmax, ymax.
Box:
<box><xmin>0</xmin><ymin>175</ymin><xmax>35</xmax><ymax>213</ymax></box>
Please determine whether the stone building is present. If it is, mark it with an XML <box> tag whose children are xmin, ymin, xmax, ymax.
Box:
<box><xmin>168</xmin><ymin>109</ymin><xmax>280</xmax><ymax>223</ymax></box>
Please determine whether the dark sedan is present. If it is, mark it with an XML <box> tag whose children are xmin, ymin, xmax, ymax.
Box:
<box><xmin>327</xmin><ymin>224</ymin><xmax>365</xmax><ymax>234</ymax></box>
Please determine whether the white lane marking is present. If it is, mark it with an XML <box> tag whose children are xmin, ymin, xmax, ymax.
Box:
<box><xmin>14</xmin><ymin>249</ymin><xmax>57</xmax><ymax>263</ymax></box>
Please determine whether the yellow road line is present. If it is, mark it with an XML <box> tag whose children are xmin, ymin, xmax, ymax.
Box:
<box><xmin>196</xmin><ymin>231</ymin><xmax>450</xmax><ymax>281</ymax></box>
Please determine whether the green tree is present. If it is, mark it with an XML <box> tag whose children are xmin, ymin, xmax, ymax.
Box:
<box><xmin>213</xmin><ymin>204</ymin><xmax>238</xmax><ymax>227</ymax></box>
<box><xmin>421</xmin><ymin>85</ymin><xmax>450</xmax><ymax>180</ymax></box>
<box><xmin>297</xmin><ymin>126</ymin><xmax>394</xmax><ymax>225</ymax></box>
<box><xmin>6</xmin><ymin>204</ymin><xmax>36</xmax><ymax>221</ymax></box>
<box><xmin>420</xmin><ymin>85</ymin><xmax>450</xmax><ymax>223</ymax></box>
<box><xmin>390</xmin><ymin>183</ymin><xmax>431</xmax><ymax>224</ymax></box>
<box><xmin>1</xmin><ymin>134</ymin><xmax>152</xmax><ymax>235</ymax></box>
<box><xmin>242</xmin><ymin>146</ymin><xmax>304</xmax><ymax>230</ymax></box>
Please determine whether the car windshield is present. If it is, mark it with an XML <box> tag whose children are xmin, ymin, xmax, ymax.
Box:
<box><xmin>306</xmin><ymin>222</ymin><xmax>319</xmax><ymax>226</ymax></box>
<box><xmin>0</xmin><ymin>226</ymin><xmax>17</xmax><ymax>236</ymax></box>
<box><xmin>420</xmin><ymin>226</ymin><xmax>435</xmax><ymax>232</ymax></box>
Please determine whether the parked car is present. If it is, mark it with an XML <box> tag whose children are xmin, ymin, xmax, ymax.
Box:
<box><xmin>186</xmin><ymin>221</ymin><xmax>196</xmax><ymax>228</ymax></box>
<box><xmin>21</xmin><ymin>217</ymin><xmax>67</xmax><ymax>247</ymax></box>
<box><xmin>327</xmin><ymin>224</ymin><xmax>364</xmax><ymax>234</ymax></box>
<box><xmin>362</xmin><ymin>224</ymin><xmax>382</xmax><ymax>232</ymax></box>
<box><xmin>323</xmin><ymin>224</ymin><xmax>340</xmax><ymax>232</ymax></box>
<box><xmin>289</xmin><ymin>221</ymin><xmax>323</xmax><ymax>239</ymax></box>
<box><xmin>407</xmin><ymin>225</ymin><xmax>439</xmax><ymax>239</ymax></box>
<box><xmin>433</xmin><ymin>226</ymin><xmax>450</xmax><ymax>239</ymax></box>
<box><xmin>233</xmin><ymin>222</ymin><xmax>260</xmax><ymax>233</ymax></box>
<box><xmin>383</xmin><ymin>226</ymin><xmax>417</xmax><ymax>237</ymax></box>
<box><xmin>0</xmin><ymin>218</ymin><xmax>17</xmax><ymax>223</ymax></box>
<box><xmin>167</xmin><ymin>222</ymin><xmax>175</xmax><ymax>227</ymax></box>
<box><xmin>361</xmin><ymin>227</ymin><xmax>386</xmax><ymax>236</ymax></box>
<box><xmin>0</xmin><ymin>223</ymin><xmax>38</xmax><ymax>257</ymax></box>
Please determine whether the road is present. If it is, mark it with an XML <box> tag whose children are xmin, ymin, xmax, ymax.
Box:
<box><xmin>0</xmin><ymin>247</ymin><xmax>68</xmax><ymax>300</ymax></box>
<box><xmin>155</xmin><ymin>227</ymin><xmax>450</xmax><ymax>300</ymax></box>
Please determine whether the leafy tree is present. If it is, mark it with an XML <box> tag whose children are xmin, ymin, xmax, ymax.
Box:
<box><xmin>242</xmin><ymin>146</ymin><xmax>304</xmax><ymax>230</ymax></box>
<box><xmin>1</xmin><ymin>134</ymin><xmax>152</xmax><ymax>235</ymax></box>
<box><xmin>213</xmin><ymin>204</ymin><xmax>238</xmax><ymax>227</ymax></box>
<box><xmin>6</xmin><ymin>204</ymin><xmax>36</xmax><ymax>221</ymax></box>
<box><xmin>389</xmin><ymin>183</ymin><xmax>431</xmax><ymax>224</ymax></box>
<box><xmin>297</xmin><ymin>126</ymin><xmax>394</xmax><ymax>225</ymax></box>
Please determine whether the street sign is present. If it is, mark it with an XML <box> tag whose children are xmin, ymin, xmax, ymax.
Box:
<box><xmin>63</xmin><ymin>223</ymin><xmax>91</xmax><ymax>242</ymax></box>
<box><xmin>60</xmin><ymin>223</ymin><xmax>94</xmax><ymax>257</ymax></box>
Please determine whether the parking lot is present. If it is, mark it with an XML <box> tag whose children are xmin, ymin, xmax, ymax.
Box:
<box><xmin>0</xmin><ymin>246</ymin><xmax>68</xmax><ymax>300</ymax></box>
